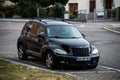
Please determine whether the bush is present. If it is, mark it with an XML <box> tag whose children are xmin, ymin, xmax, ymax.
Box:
<box><xmin>16</xmin><ymin>0</ymin><xmax>37</xmax><ymax>18</ymax></box>
<box><xmin>52</xmin><ymin>3</ymin><xmax>65</xmax><ymax>18</ymax></box>
<box><xmin>4</xmin><ymin>6</ymin><xmax>15</xmax><ymax>18</ymax></box>
<box><xmin>70</xmin><ymin>13</ymin><xmax>75</xmax><ymax>19</ymax></box>
<box><xmin>39</xmin><ymin>8</ymin><xmax>47</xmax><ymax>18</ymax></box>
<box><xmin>38</xmin><ymin>3</ymin><xmax>65</xmax><ymax>18</ymax></box>
<box><xmin>0</xmin><ymin>5</ymin><xmax>15</xmax><ymax>18</ymax></box>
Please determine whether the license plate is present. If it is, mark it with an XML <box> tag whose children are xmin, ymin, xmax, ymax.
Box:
<box><xmin>76</xmin><ymin>57</ymin><xmax>91</xmax><ymax>61</ymax></box>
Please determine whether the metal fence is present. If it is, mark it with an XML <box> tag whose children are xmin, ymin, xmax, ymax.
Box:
<box><xmin>94</xmin><ymin>9</ymin><xmax>119</xmax><ymax>21</ymax></box>
<box><xmin>78</xmin><ymin>10</ymin><xmax>87</xmax><ymax>22</ymax></box>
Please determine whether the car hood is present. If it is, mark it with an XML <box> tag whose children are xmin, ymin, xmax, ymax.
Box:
<box><xmin>48</xmin><ymin>38</ymin><xmax>90</xmax><ymax>47</ymax></box>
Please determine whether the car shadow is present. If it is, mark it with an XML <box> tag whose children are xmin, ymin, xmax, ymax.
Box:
<box><xmin>5</xmin><ymin>56</ymin><xmax>97</xmax><ymax>71</ymax></box>
<box><xmin>18</xmin><ymin>57</ymin><xmax>96</xmax><ymax>71</ymax></box>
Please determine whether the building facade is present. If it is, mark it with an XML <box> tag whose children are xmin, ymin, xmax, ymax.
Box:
<box><xmin>65</xmin><ymin>0</ymin><xmax>120</xmax><ymax>20</ymax></box>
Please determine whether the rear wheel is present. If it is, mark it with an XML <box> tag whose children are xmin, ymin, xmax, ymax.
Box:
<box><xmin>18</xmin><ymin>44</ymin><xmax>28</xmax><ymax>60</ymax></box>
<box><xmin>46</xmin><ymin>52</ymin><xmax>56</xmax><ymax>69</ymax></box>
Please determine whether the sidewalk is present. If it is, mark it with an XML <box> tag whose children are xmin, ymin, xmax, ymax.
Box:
<box><xmin>0</xmin><ymin>18</ymin><xmax>29</xmax><ymax>22</ymax></box>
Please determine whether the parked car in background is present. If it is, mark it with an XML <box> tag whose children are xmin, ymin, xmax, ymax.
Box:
<box><xmin>17</xmin><ymin>19</ymin><xmax>100</xmax><ymax>69</ymax></box>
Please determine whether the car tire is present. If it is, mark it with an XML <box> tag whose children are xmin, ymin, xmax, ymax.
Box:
<box><xmin>46</xmin><ymin>52</ymin><xmax>56</xmax><ymax>70</ymax></box>
<box><xmin>18</xmin><ymin>44</ymin><xmax>28</xmax><ymax>60</ymax></box>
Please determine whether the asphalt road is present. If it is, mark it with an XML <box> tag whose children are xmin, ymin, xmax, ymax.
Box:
<box><xmin>0</xmin><ymin>21</ymin><xmax>120</xmax><ymax>80</ymax></box>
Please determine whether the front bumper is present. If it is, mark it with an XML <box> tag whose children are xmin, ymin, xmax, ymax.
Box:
<box><xmin>55</xmin><ymin>54</ymin><xmax>99</xmax><ymax>67</ymax></box>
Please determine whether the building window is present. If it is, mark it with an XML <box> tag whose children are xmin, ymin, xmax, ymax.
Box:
<box><xmin>90</xmin><ymin>0</ymin><xmax>96</xmax><ymax>12</ymax></box>
<box><xmin>69</xmin><ymin>3</ymin><xmax>78</xmax><ymax>14</ymax></box>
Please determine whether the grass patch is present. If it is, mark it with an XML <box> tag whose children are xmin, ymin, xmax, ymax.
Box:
<box><xmin>0</xmin><ymin>59</ymin><xmax>75</xmax><ymax>80</ymax></box>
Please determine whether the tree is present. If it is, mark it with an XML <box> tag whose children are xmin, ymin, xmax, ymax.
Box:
<box><xmin>55</xmin><ymin>0</ymin><xmax>68</xmax><ymax>5</ymax></box>
<box><xmin>10</xmin><ymin>0</ymin><xmax>69</xmax><ymax>7</ymax></box>
<box><xmin>10</xmin><ymin>0</ymin><xmax>19</xmax><ymax>3</ymax></box>
<box><xmin>35</xmin><ymin>0</ymin><xmax>68</xmax><ymax>7</ymax></box>
<box><xmin>17</xmin><ymin>0</ymin><xmax>37</xmax><ymax>17</ymax></box>
<box><xmin>10</xmin><ymin>0</ymin><xmax>19</xmax><ymax>15</ymax></box>
<box><xmin>9</xmin><ymin>0</ymin><xmax>69</xmax><ymax>17</ymax></box>
<box><xmin>52</xmin><ymin>3</ymin><xmax>65</xmax><ymax>18</ymax></box>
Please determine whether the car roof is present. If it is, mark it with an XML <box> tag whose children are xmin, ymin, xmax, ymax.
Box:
<box><xmin>29</xmin><ymin>19</ymin><xmax>72</xmax><ymax>27</ymax></box>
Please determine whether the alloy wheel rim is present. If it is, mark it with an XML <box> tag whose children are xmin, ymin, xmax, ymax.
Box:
<box><xmin>46</xmin><ymin>54</ymin><xmax>53</xmax><ymax>68</ymax></box>
<box><xmin>18</xmin><ymin>45</ymin><xmax>23</xmax><ymax>58</ymax></box>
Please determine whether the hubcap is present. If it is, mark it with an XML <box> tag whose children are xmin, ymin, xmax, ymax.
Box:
<box><xmin>46</xmin><ymin>54</ymin><xmax>53</xmax><ymax>68</ymax></box>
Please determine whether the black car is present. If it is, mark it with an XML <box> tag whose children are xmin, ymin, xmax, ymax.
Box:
<box><xmin>17</xmin><ymin>19</ymin><xmax>100</xmax><ymax>69</ymax></box>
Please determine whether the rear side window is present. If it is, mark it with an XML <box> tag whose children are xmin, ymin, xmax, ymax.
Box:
<box><xmin>30</xmin><ymin>22</ymin><xmax>39</xmax><ymax>35</ymax></box>
<box><xmin>36</xmin><ymin>24</ymin><xmax>44</xmax><ymax>34</ymax></box>
<box><xmin>23</xmin><ymin>22</ymin><xmax>30</xmax><ymax>31</ymax></box>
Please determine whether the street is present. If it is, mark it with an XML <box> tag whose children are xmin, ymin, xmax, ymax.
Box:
<box><xmin>0</xmin><ymin>21</ymin><xmax>120</xmax><ymax>80</ymax></box>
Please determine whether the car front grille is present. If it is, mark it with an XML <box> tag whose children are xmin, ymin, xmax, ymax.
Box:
<box><xmin>72</xmin><ymin>47</ymin><xmax>89</xmax><ymax>56</ymax></box>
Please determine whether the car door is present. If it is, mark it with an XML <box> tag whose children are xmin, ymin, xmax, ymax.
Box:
<box><xmin>32</xmin><ymin>24</ymin><xmax>45</xmax><ymax>56</ymax></box>
<box><xmin>26</xmin><ymin>22</ymin><xmax>38</xmax><ymax>53</ymax></box>
<box><xmin>22</xmin><ymin>21</ymin><xmax>32</xmax><ymax>50</ymax></box>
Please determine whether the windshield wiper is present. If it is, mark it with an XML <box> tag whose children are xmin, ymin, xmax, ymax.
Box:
<box><xmin>49</xmin><ymin>36</ymin><xmax>65</xmax><ymax>38</ymax></box>
<box><xmin>65</xmin><ymin>37</ymin><xmax>81</xmax><ymax>38</ymax></box>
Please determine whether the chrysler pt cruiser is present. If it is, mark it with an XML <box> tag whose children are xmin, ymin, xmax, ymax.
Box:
<box><xmin>17</xmin><ymin>19</ymin><xmax>100</xmax><ymax>69</ymax></box>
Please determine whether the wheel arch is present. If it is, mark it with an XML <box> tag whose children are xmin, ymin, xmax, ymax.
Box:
<box><xmin>41</xmin><ymin>48</ymin><xmax>54</xmax><ymax>59</ymax></box>
<box><xmin>17</xmin><ymin>41</ymin><xmax>26</xmax><ymax>50</ymax></box>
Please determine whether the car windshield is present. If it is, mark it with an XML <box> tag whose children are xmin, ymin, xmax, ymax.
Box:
<box><xmin>47</xmin><ymin>25</ymin><xmax>83</xmax><ymax>38</ymax></box>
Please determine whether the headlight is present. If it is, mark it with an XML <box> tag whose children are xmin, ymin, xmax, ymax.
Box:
<box><xmin>54</xmin><ymin>49</ymin><xmax>67</xmax><ymax>54</ymax></box>
<box><xmin>91</xmin><ymin>45</ymin><xmax>98</xmax><ymax>54</ymax></box>
<box><xmin>92</xmin><ymin>48</ymin><xmax>98</xmax><ymax>54</ymax></box>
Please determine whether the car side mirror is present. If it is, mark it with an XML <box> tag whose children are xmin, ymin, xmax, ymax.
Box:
<box><xmin>37</xmin><ymin>32</ymin><xmax>45</xmax><ymax>39</ymax></box>
<box><xmin>82</xmin><ymin>33</ymin><xmax>86</xmax><ymax>38</ymax></box>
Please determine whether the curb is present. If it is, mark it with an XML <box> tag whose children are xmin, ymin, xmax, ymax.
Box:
<box><xmin>0</xmin><ymin>18</ymin><xmax>120</xmax><ymax>23</ymax></box>
<box><xmin>0</xmin><ymin>57</ymin><xmax>80</xmax><ymax>80</ymax></box>
<box><xmin>0</xmin><ymin>19</ymin><xmax>29</xmax><ymax>23</ymax></box>
<box><xmin>102</xmin><ymin>27</ymin><xmax>120</xmax><ymax>34</ymax></box>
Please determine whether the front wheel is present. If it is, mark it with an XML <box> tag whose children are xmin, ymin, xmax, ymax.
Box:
<box><xmin>46</xmin><ymin>52</ymin><xmax>56</xmax><ymax>70</ymax></box>
<box><xmin>18</xmin><ymin>44</ymin><xmax>28</xmax><ymax>60</ymax></box>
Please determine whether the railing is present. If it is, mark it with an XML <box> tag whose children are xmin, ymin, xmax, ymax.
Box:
<box><xmin>94</xmin><ymin>9</ymin><xmax>119</xmax><ymax>21</ymax></box>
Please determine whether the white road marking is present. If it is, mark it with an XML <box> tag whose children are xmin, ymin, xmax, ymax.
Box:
<box><xmin>100</xmin><ymin>65</ymin><xmax>120</xmax><ymax>72</ymax></box>
<box><xmin>103</xmin><ymin>27</ymin><xmax>120</xmax><ymax>33</ymax></box>
<box><xmin>111</xmin><ymin>24</ymin><xmax>120</xmax><ymax>27</ymax></box>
